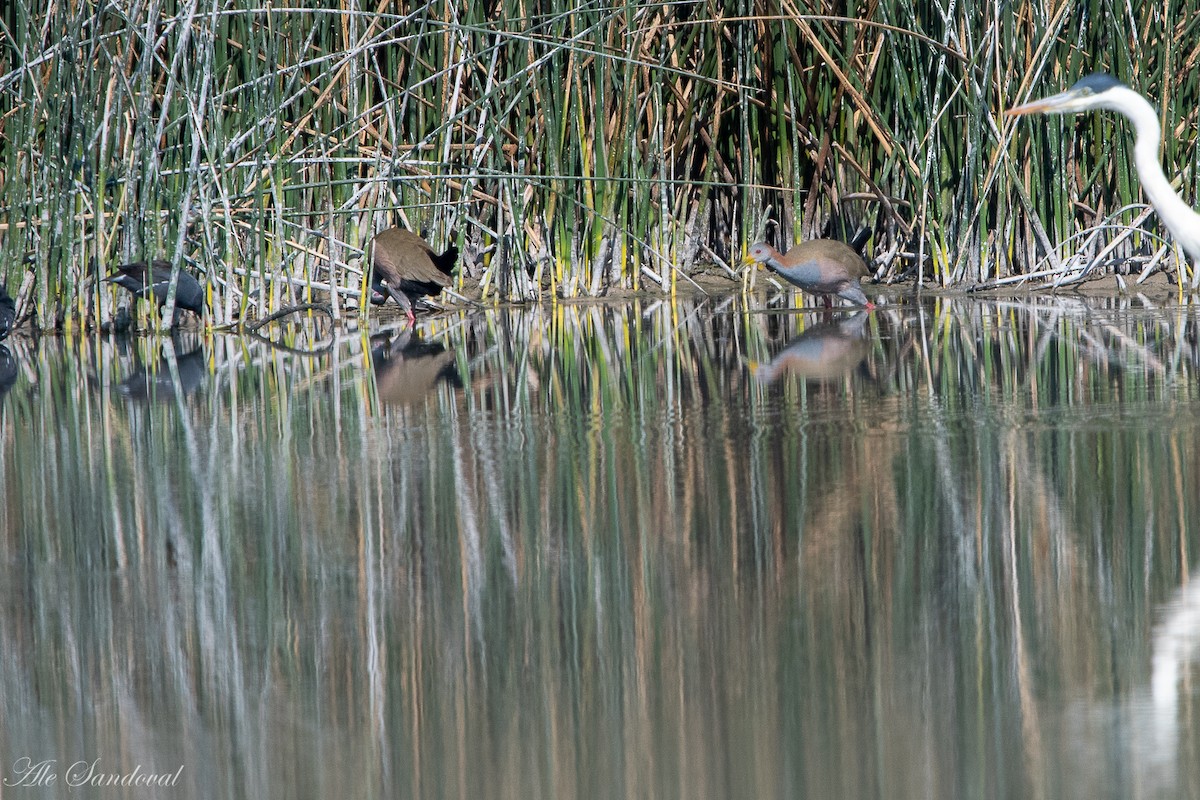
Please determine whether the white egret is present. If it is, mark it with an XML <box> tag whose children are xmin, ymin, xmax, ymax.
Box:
<box><xmin>1008</xmin><ymin>73</ymin><xmax>1200</xmax><ymax>272</ymax></box>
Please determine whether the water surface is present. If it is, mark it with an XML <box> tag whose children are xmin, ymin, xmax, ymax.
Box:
<box><xmin>2</xmin><ymin>295</ymin><xmax>1200</xmax><ymax>799</ymax></box>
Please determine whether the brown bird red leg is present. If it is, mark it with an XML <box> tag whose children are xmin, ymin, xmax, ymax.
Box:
<box><xmin>368</xmin><ymin>228</ymin><xmax>457</xmax><ymax>323</ymax></box>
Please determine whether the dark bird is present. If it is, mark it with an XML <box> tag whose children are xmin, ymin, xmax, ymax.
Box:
<box><xmin>369</xmin><ymin>229</ymin><xmax>457</xmax><ymax>324</ymax></box>
<box><xmin>746</xmin><ymin>240</ymin><xmax>876</xmax><ymax>309</ymax></box>
<box><xmin>0</xmin><ymin>346</ymin><xmax>16</xmax><ymax>399</ymax></box>
<box><xmin>1008</xmin><ymin>73</ymin><xmax>1200</xmax><ymax>270</ymax></box>
<box><xmin>0</xmin><ymin>285</ymin><xmax>14</xmax><ymax>340</ymax></box>
<box><xmin>105</xmin><ymin>260</ymin><xmax>205</xmax><ymax>321</ymax></box>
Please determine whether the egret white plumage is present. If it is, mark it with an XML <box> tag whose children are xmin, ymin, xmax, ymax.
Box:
<box><xmin>1008</xmin><ymin>73</ymin><xmax>1200</xmax><ymax>273</ymax></box>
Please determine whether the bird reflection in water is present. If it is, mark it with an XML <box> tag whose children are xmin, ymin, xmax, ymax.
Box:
<box><xmin>116</xmin><ymin>343</ymin><xmax>207</xmax><ymax>403</ymax></box>
<box><xmin>752</xmin><ymin>312</ymin><xmax>871</xmax><ymax>385</ymax></box>
<box><xmin>370</xmin><ymin>330</ymin><xmax>461</xmax><ymax>406</ymax></box>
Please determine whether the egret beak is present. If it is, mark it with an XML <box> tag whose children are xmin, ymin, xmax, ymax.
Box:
<box><xmin>1007</xmin><ymin>88</ymin><xmax>1089</xmax><ymax>117</ymax></box>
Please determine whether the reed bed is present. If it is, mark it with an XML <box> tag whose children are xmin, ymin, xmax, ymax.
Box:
<box><xmin>1</xmin><ymin>0</ymin><xmax>1198</xmax><ymax>327</ymax></box>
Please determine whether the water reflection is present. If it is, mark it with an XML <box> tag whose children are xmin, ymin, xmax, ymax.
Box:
<box><xmin>369</xmin><ymin>331</ymin><xmax>460</xmax><ymax>405</ymax></box>
<box><xmin>752</xmin><ymin>310</ymin><xmax>870</xmax><ymax>384</ymax></box>
<box><xmin>1</xmin><ymin>296</ymin><xmax>1200</xmax><ymax>798</ymax></box>
<box><xmin>115</xmin><ymin>341</ymin><xmax>207</xmax><ymax>403</ymax></box>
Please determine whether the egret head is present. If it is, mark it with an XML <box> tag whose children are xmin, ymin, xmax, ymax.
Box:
<box><xmin>1007</xmin><ymin>73</ymin><xmax>1127</xmax><ymax>117</ymax></box>
<box><xmin>1007</xmin><ymin>72</ymin><xmax>1200</xmax><ymax>267</ymax></box>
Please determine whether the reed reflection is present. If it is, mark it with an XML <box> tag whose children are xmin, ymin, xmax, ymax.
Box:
<box><xmin>0</xmin><ymin>296</ymin><xmax>1198</xmax><ymax>799</ymax></box>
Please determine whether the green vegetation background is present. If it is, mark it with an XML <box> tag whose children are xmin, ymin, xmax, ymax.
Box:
<box><xmin>1</xmin><ymin>0</ymin><xmax>1197</xmax><ymax>325</ymax></box>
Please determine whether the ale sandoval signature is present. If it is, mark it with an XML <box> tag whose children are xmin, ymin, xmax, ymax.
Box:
<box><xmin>5</xmin><ymin>758</ymin><xmax>184</xmax><ymax>789</ymax></box>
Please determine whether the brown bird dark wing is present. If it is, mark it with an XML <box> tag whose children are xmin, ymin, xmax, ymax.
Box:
<box><xmin>372</xmin><ymin>229</ymin><xmax>455</xmax><ymax>288</ymax></box>
<box><xmin>794</xmin><ymin>240</ymin><xmax>868</xmax><ymax>281</ymax></box>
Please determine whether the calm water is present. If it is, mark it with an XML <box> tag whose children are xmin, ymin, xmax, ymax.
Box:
<box><xmin>2</xmin><ymin>295</ymin><xmax>1200</xmax><ymax>799</ymax></box>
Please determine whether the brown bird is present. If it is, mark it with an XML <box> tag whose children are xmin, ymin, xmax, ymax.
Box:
<box><xmin>746</xmin><ymin>239</ymin><xmax>875</xmax><ymax>309</ymax></box>
<box><xmin>369</xmin><ymin>229</ymin><xmax>458</xmax><ymax>324</ymax></box>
